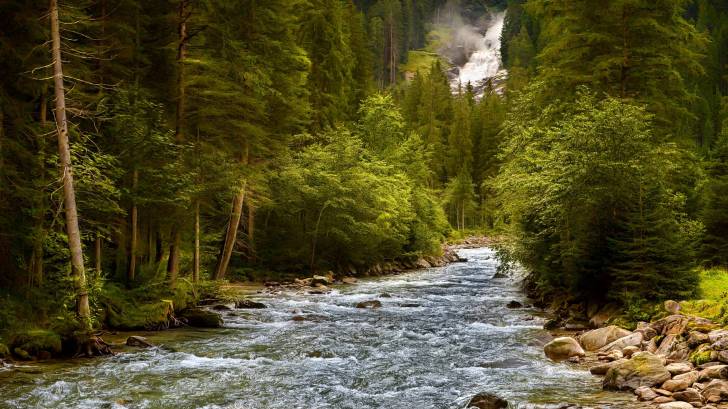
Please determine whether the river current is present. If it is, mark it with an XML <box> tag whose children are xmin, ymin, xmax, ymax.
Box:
<box><xmin>0</xmin><ymin>248</ymin><xmax>642</xmax><ymax>409</ymax></box>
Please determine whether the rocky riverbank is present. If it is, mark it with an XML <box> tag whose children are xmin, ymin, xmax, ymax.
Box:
<box><xmin>542</xmin><ymin>301</ymin><xmax>728</xmax><ymax>408</ymax></box>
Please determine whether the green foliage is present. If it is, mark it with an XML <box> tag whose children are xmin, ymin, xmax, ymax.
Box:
<box><xmin>496</xmin><ymin>85</ymin><xmax>701</xmax><ymax>303</ymax></box>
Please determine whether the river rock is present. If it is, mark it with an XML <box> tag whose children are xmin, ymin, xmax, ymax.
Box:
<box><xmin>655</xmin><ymin>334</ymin><xmax>678</xmax><ymax>356</ymax></box>
<box><xmin>356</xmin><ymin>300</ymin><xmax>382</xmax><ymax>309</ymax></box>
<box><xmin>666</xmin><ymin>362</ymin><xmax>694</xmax><ymax>376</ymax></box>
<box><xmin>235</xmin><ymin>300</ymin><xmax>267</xmax><ymax>309</ymax></box>
<box><xmin>179</xmin><ymin>308</ymin><xmax>223</xmax><ymax>328</ymax></box>
<box><xmin>709</xmin><ymin>330</ymin><xmax>728</xmax><ymax>343</ymax></box>
<box><xmin>664</xmin><ymin>300</ymin><xmax>681</xmax><ymax>315</ymax></box>
<box><xmin>341</xmin><ymin>277</ymin><xmax>358</xmax><ymax>284</ymax></box>
<box><xmin>658</xmin><ymin>402</ymin><xmax>694</xmax><ymax>409</ymax></box>
<box><xmin>311</xmin><ymin>275</ymin><xmax>333</xmax><ymax>286</ymax></box>
<box><xmin>126</xmin><ymin>336</ymin><xmax>154</xmax><ymax>348</ymax></box>
<box><xmin>580</xmin><ymin>326</ymin><xmax>633</xmax><ymax>351</ymax></box>
<box><xmin>672</xmin><ymin>387</ymin><xmax>701</xmax><ymax>403</ymax></box>
<box><xmin>667</xmin><ymin>341</ymin><xmax>691</xmax><ymax>362</ymax></box>
<box><xmin>699</xmin><ymin>365</ymin><xmax>728</xmax><ymax>381</ymax></box>
<box><xmin>635</xmin><ymin>386</ymin><xmax>659</xmax><ymax>401</ymax></box>
<box><xmin>506</xmin><ymin>301</ymin><xmax>523</xmax><ymax>309</ymax></box>
<box><xmin>702</xmin><ymin>379</ymin><xmax>728</xmax><ymax>403</ymax></box>
<box><xmin>466</xmin><ymin>392</ymin><xmax>508</xmax><ymax>409</ymax></box>
<box><xmin>652</xmin><ymin>315</ymin><xmax>690</xmax><ymax>336</ymax></box>
<box><xmin>591</xmin><ymin>359</ymin><xmax>628</xmax><ymax>375</ymax></box>
<box><xmin>603</xmin><ymin>352</ymin><xmax>671</xmax><ymax>391</ymax></box>
<box><xmin>544</xmin><ymin>337</ymin><xmax>585</xmax><ymax>361</ymax></box>
<box><xmin>689</xmin><ymin>331</ymin><xmax>710</xmax><ymax>348</ymax></box>
<box><xmin>415</xmin><ymin>259</ymin><xmax>431</xmax><ymax>269</ymax></box>
<box><xmin>654</xmin><ymin>396</ymin><xmax>675</xmax><ymax>404</ymax></box>
<box><xmin>623</xmin><ymin>345</ymin><xmax>641</xmax><ymax>358</ymax></box>
<box><xmin>662</xmin><ymin>371</ymin><xmax>699</xmax><ymax>392</ymax></box>
<box><xmin>599</xmin><ymin>332</ymin><xmax>644</xmax><ymax>353</ymax></box>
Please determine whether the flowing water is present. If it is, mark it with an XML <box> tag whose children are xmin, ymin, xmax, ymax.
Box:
<box><xmin>0</xmin><ymin>248</ymin><xmax>643</xmax><ymax>409</ymax></box>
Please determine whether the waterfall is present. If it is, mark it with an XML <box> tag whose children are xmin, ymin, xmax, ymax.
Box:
<box><xmin>450</xmin><ymin>11</ymin><xmax>507</xmax><ymax>97</ymax></box>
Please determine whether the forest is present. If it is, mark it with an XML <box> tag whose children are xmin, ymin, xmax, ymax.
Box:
<box><xmin>0</xmin><ymin>0</ymin><xmax>727</xmax><ymax>360</ymax></box>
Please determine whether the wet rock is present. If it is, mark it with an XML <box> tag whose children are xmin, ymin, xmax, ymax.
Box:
<box><xmin>662</xmin><ymin>371</ymin><xmax>698</xmax><ymax>392</ymax></box>
<box><xmin>543</xmin><ymin>318</ymin><xmax>563</xmax><ymax>330</ymax></box>
<box><xmin>543</xmin><ymin>337</ymin><xmax>585</xmax><ymax>361</ymax></box>
<box><xmin>666</xmin><ymin>362</ymin><xmax>694</xmax><ymax>376</ymax></box>
<box><xmin>179</xmin><ymin>308</ymin><xmax>223</xmax><ymax>328</ymax></box>
<box><xmin>126</xmin><ymin>336</ymin><xmax>154</xmax><ymax>348</ymax></box>
<box><xmin>702</xmin><ymin>379</ymin><xmax>728</xmax><ymax>403</ymax></box>
<box><xmin>291</xmin><ymin>315</ymin><xmax>306</xmax><ymax>322</ymax></box>
<box><xmin>671</xmin><ymin>387</ymin><xmax>701</xmax><ymax>403</ymax></box>
<box><xmin>658</xmin><ymin>402</ymin><xmax>693</xmax><ymax>409</ymax></box>
<box><xmin>399</xmin><ymin>303</ymin><xmax>421</xmax><ymax>308</ymax></box>
<box><xmin>466</xmin><ymin>392</ymin><xmax>509</xmax><ymax>409</ymax></box>
<box><xmin>492</xmin><ymin>271</ymin><xmax>507</xmax><ymax>279</ymax></box>
<box><xmin>341</xmin><ymin>277</ymin><xmax>357</xmax><ymax>284</ymax></box>
<box><xmin>603</xmin><ymin>352</ymin><xmax>671</xmax><ymax>391</ymax></box>
<box><xmin>506</xmin><ymin>301</ymin><xmax>523</xmax><ymax>309</ymax></box>
<box><xmin>235</xmin><ymin>300</ymin><xmax>267</xmax><ymax>309</ymax></box>
<box><xmin>414</xmin><ymin>259</ymin><xmax>431</xmax><ymax>269</ymax></box>
<box><xmin>379</xmin><ymin>293</ymin><xmax>392</xmax><ymax>298</ymax></box>
<box><xmin>211</xmin><ymin>304</ymin><xmax>233</xmax><ymax>311</ymax></box>
<box><xmin>634</xmin><ymin>386</ymin><xmax>658</xmax><ymax>401</ymax></box>
<box><xmin>580</xmin><ymin>326</ymin><xmax>632</xmax><ymax>351</ymax></box>
<box><xmin>356</xmin><ymin>300</ymin><xmax>382</xmax><ymax>309</ymax></box>
<box><xmin>308</xmin><ymin>286</ymin><xmax>329</xmax><ymax>294</ymax></box>
<box><xmin>664</xmin><ymin>300</ymin><xmax>681</xmax><ymax>315</ymax></box>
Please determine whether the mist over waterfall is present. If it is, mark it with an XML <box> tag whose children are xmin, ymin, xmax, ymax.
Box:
<box><xmin>449</xmin><ymin>11</ymin><xmax>507</xmax><ymax>97</ymax></box>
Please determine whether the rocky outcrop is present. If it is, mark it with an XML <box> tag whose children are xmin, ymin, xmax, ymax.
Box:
<box><xmin>543</xmin><ymin>337</ymin><xmax>585</xmax><ymax>361</ymax></box>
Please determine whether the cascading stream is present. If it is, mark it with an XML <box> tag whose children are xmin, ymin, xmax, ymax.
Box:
<box><xmin>0</xmin><ymin>249</ymin><xmax>643</xmax><ymax>409</ymax></box>
<box><xmin>450</xmin><ymin>12</ymin><xmax>507</xmax><ymax>97</ymax></box>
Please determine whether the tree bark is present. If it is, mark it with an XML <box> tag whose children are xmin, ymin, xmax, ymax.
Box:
<box><xmin>128</xmin><ymin>168</ymin><xmax>138</xmax><ymax>283</ymax></box>
<box><xmin>246</xmin><ymin>198</ymin><xmax>255</xmax><ymax>262</ymax></box>
<box><xmin>175</xmin><ymin>0</ymin><xmax>189</xmax><ymax>143</ymax></box>
<box><xmin>50</xmin><ymin>0</ymin><xmax>91</xmax><ymax>323</ymax></box>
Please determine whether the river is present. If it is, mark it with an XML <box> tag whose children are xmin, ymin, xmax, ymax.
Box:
<box><xmin>0</xmin><ymin>248</ymin><xmax>643</xmax><ymax>409</ymax></box>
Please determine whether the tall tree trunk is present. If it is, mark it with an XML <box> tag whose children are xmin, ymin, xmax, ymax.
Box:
<box><xmin>193</xmin><ymin>200</ymin><xmax>200</xmax><ymax>282</ymax></box>
<box><xmin>50</xmin><ymin>0</ymin><xmax>91</xmax><ymax>323</ymax></box>
<box><xmin>247</xmin><ymin>198</ymin><xmax>255</xmax><ymax>262</ymax></box>
<box><xmin>310</xmin><ymin>203</ymin><xmax>328</xmax><ymax>274</ymax></box>
<box><xmin>155</xmin><ymin>231</ymin><xmax>164</xmax><ymax>263</ymax></box>
<box><xmin>215</xmin><ymin>184</ymin><xmax>246</xmax><ymax>280</ymax></box>
<box><xmin>128</xmin><ymin>168</ymin><xmax>138</xmax><ymax>283</ymax></box>
<box><xmin>215</xmin><ymin>145</ymin><xmax>249</xmax><ymax>280</ymax></box>
<box><xmin>95</xmin><ymin>233</ymin><xmax>102</xmax><ymax>273</ymax></box>
<box><xmin>167</xmin><ymin>228</ymin><xmax>180</xmax><ymax>286</ymax></box>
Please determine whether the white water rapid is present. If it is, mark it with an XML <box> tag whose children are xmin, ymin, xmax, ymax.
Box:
<box><xmin>451</xmin><ymin>11</ymin><xmax>507</xmax><ymax>96</ymax></box>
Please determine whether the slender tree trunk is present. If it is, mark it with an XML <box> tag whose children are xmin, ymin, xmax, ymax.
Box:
<box><xmin>155</xmin><ymin>231</ymin><xmax>164</xmax><ymax>263</ymax></box>
<box><xmin>310</xmin><ymin>203</ymin><xmax>328</xmax><ymax>274</ymax></box>
<box><xmin>50</xmin><ymin>0</ymin><xmax>91</xmax><ymax>323</ymax></box>
<box><xmin>128</xmin><ymin>168</ymin><xmax>138</xmax><ymax>283</ymax></box>
<box><xmin>247</xmin><ymin>198</ymin><xmax>255</xmax><ymax>262</ymax></box>
<box><xmin>193</xmin><ymin>200</ymin><xmax>200</xmax><ymax>282</ymax></box>
<box><xmin>215</xmin><ymin>184</ymin><xmax>246</xmax><ymax>280</ymax></box>
<box><xmin>95</xmin><ymin>233</ymin><xmax>102</xmax><ymax>273</ymax></box>
<box><xmin>167</xmin><ymin>228</ymin><xmax>180</xmax><ymax>286</ymax></box>
<box><xmin>215</xmin><ymin>145</ymin><xmax>249</xmax><ymax>280</ymax></box>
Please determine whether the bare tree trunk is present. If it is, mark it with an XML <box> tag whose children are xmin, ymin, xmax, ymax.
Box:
<box><xmin>155</xmin><ymin>231</ymin><xmax>164</xmax><ymax>263</ymax></box>
<box><xmin>193</xmin><ymin>200</ymin><xmax>200</xmax><ymax>282</ymax></box>
<box><xmin>215</xmin><ymin>145</ymin><xmax>249</xmax><ymax>280</ymax></box>
<box><xmin>310</xmin><ymin>203</ymin><xmax>328</xmax><ymax>274</ymax></box>
<box><xmin>167</xmin><ymin>228</ymin><xmax>180</xmax><ymax>286</ymax></box>
<box><xmin>50</xmin><ymin>0</ymin><xmax>91</xmax><ymax>323</ymax></box>
<box><xmin>128</xmin><ymin>168</ymin><xmax>138</xmax><ymax>282</ymax></box>
<box><xmin>215</xmin><ymin>184</ymin><xmax>246</xmax><ymax>280</ymax></box>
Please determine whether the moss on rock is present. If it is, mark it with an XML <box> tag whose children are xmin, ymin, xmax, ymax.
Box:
<box><xmin>9</xmin><ymin>329</ymin><xmax>62</xmax><ymax>357</ymax></box>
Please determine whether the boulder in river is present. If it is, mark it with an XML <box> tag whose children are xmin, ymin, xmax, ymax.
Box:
<box><xmin>466</xmin><ymin>392</ymin><xmax>508</xmax><ymax>409</ymax></box>
<box><xmin>235</xmin><ymin>300</ymin><xmax>267</xmax><ymax>309</ymax></box>
<box><xmin>311</xmin><ymin>275</ymin><xmax>333</xmax><ymax>286</ymax></box>
<box><xmin>356</xmin><ymin>300</ymin><xmax>382</xmax><ymax>309</ymax></box>
<box><xmin>126</xmin><ymin>336</ymin><xmax>154</xmax><ymax>348</ymax></box>
<box><xmin>179</xmin><ymin>308</ymin><xmax>223</xmax><ymax>328</ymax></box>
<box><xmin>506</xmin><ymin>301</ymin><xmax>523</xmax><ymax>309</ymax></box>
<box><xmin>579</xmin><ymin>325</ymin><xmax>631</xmax><ymax>351</ymax></box>
<box><xmin>603</xmin><ymin>352</ymin><xmax>671</xmax><ymax>391</ymax></box>
<box><xmin>341</xmin><ymin>277</ymin><xmax>358</xmax><ymax>284</ymax></box>
<box><xmin>543</xmin><ymin>337</ymin><xmax>585</xmax><ymax>361</ymax></box>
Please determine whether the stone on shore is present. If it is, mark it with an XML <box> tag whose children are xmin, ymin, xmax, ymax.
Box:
<box><xmin>579</xmin><ymin>325</ymin><xmax>632</xmax><ymax>351</ymax></box>
<box><xmin>466</xmin><ymin>392</ymin><xmax>508</xmax><ymax>409</ymax></box>
<box><xmin>658</xmin><ymin>402</ymin><xmax>694</xmax><ymax>409</ymax></box>
<box><xmin>603</xmin><ymin>352</ymin><xmax>671</xmax><ymax>391</ymax></box>
<box><xmin>661</xmin><ymin>370</ymin><xmax>698</xmax><ymax>392</ymax></box>
<box><xmin>591</xmin><ymin>359</ymin><xmax>628</xmax><ymax>375</ymax></box>
<box><xmin>665</xmin><ymin>362</ymin><xmax>694</xmax><ymax>376</ymax></box>
<box><xmin>703</xmin><ymin>379</ymin><xmax>728</xmax><ymax>403</ymax></box>
<box><xmin>671</xmin><ymin>387</ymin><xmax>701</xmax><ymax>403</ymax></box>
<box><xmin>699</xmin><ymin>365</ymin><xmax>728</xmax><ymax>381</ymax></box>
<box><xmin>543</xmin><ymin>337</ymin><xmax>585</xmax><ymax>361</ymax></box>
<box><xmin>599</xmin><ymin>332</ymin><xmax>644</xmax><ymax>353</ymax></box>
<box><xmin>634</xmin><ymin>386</ymin><xmax>658</xmax><ymax>401</ymax></box>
